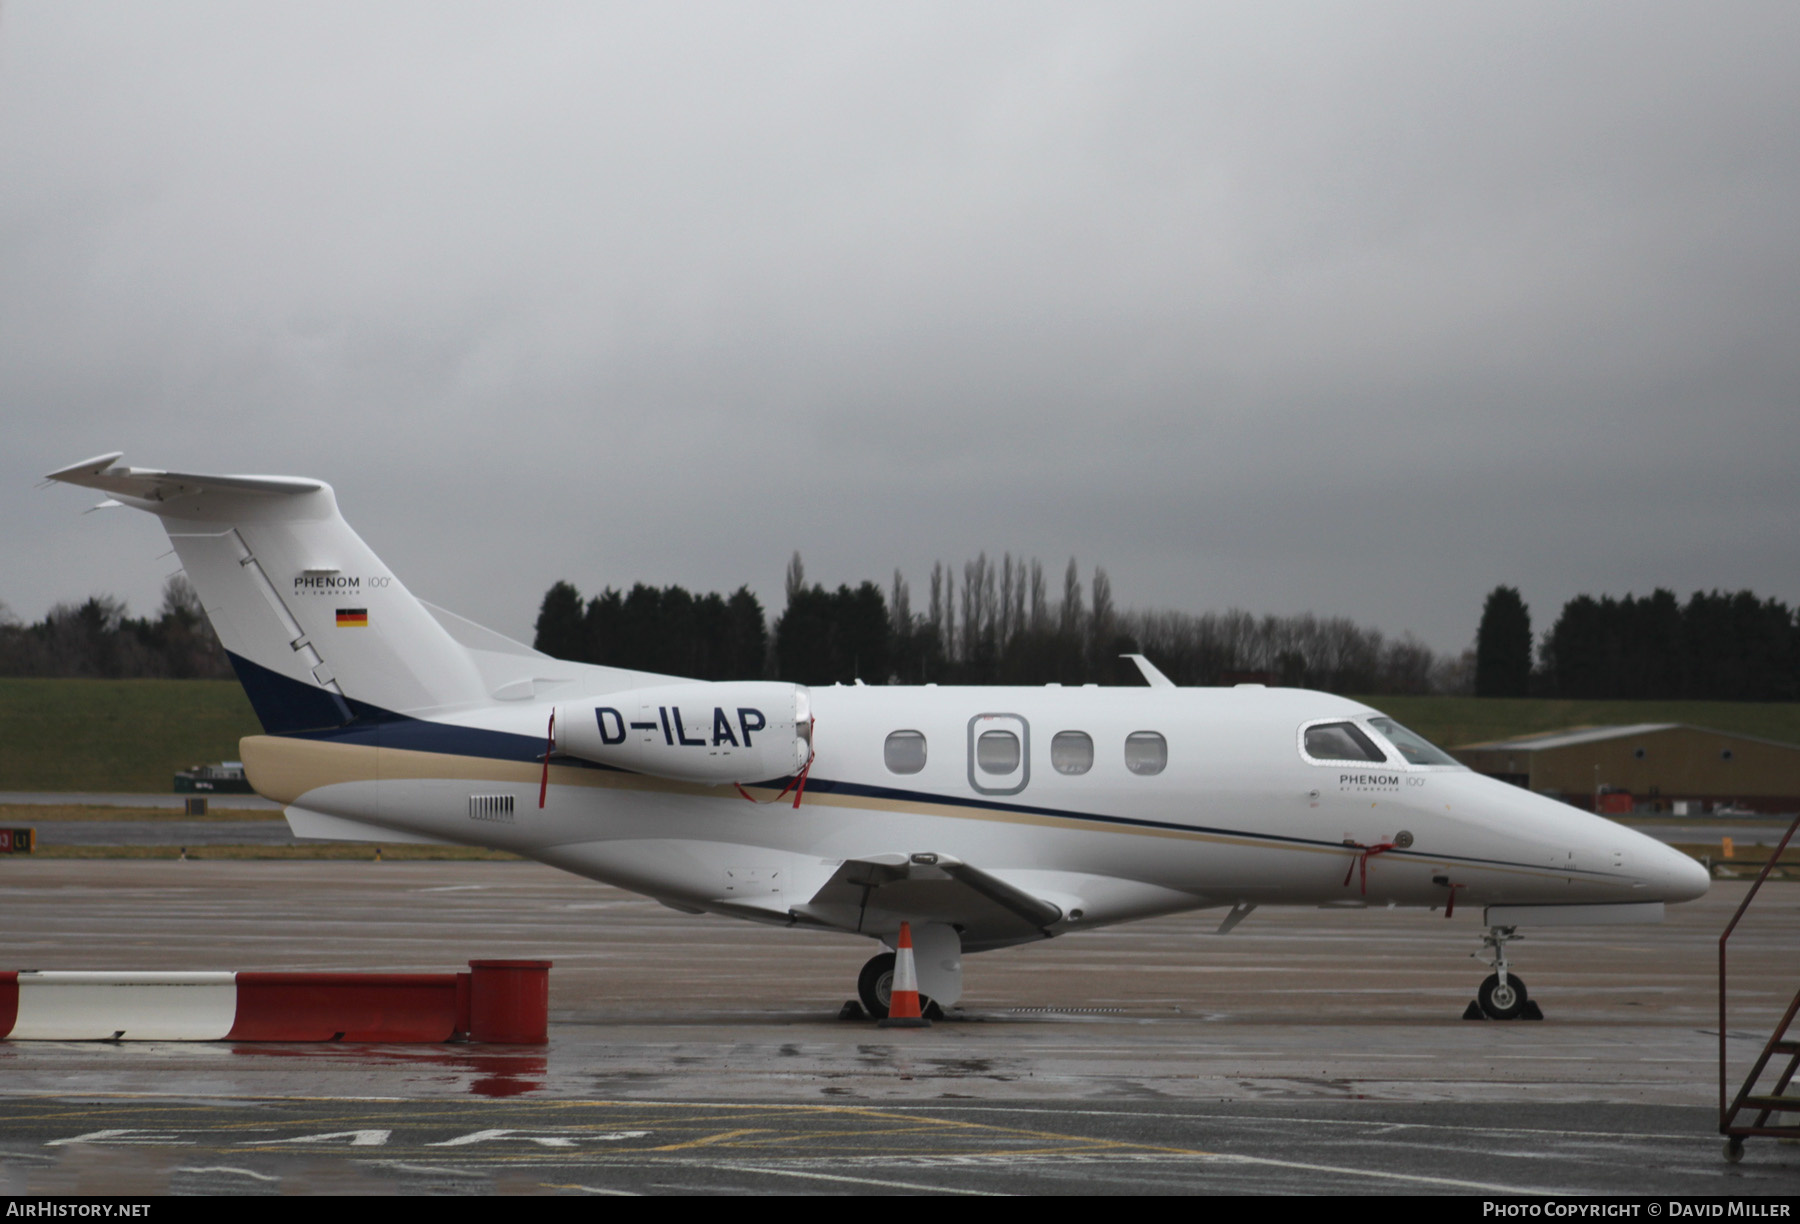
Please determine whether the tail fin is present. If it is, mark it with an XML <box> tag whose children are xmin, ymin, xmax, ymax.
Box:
<box><xmin>48</xmin><ymin>453</ymin><xmax>489</xmax><ymax>732</ymax></box>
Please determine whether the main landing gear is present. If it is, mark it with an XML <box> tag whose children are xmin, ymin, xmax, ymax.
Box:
<box><xmin>1463</xmin><ymin>925</ymin><xmax>1543</xmax><ymax>1021</ymax></box>
<box><xmin>853</xmin><ymin>952</ymin><xmax>942</xmax><ymax>1021</ymax></box>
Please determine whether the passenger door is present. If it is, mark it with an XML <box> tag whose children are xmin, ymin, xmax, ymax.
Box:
<box><xmin>967</xmin><ymin>713</ymin><xmax>1030</xmax><ymax>796</ymax></box>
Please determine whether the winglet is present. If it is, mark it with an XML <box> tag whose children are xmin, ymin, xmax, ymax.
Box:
<box><xmin>1121</xmin><ymin>653</ymin><xmax>1176</xmax><ymax>688</ymax></box>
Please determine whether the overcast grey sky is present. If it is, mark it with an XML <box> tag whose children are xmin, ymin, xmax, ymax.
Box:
<box><xmin>4</xmin><ymin>2</ymin><xmax>1797</xmax><ymax>656</ymax></box>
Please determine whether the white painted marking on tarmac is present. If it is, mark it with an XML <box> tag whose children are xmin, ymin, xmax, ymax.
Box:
<box><xmin>46</xmin><ymin>1129</ymin><xmax>194</xmax><ymax>1146</ymax></box>
<box><xmin>428</xmin><ymin>1129</ymin><xmax>649</xmax><ymax>1147</ymax></box>
<box><xmin>1203</xmin><ymin>1152</ymin><xmax>1557</xmax><ymax>1195</ymax></box>
<box><xmin>263</xmin><ymin>1130</ymin><xmax>392</xmax><ymax>1147</ymax></box>
<box><xmin>416</xmin><ymin>885</ymin><xmax>488</xmax><ymax>892</ymax></box>
<box><xmin>177</xmin><ymin>1166</ymin><xmax>279</xmax><ymax>1182</ymax></box>
<box><xmin>702</xmin><ymin>1163</ymin><xmax>1008</xmax><ymax>1195</ymax></box>
<box><xmin>549</xmin><ymin>1184</ymin><xmax>642</xmax><ymax>1196</ymax></box>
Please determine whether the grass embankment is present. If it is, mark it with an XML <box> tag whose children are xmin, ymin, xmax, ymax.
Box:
<box><xmin>0</xmin><ymin>678</ymin><xmax>260</xmax><ymax>791</ymax></box>
<box><xmin>22</xmin><ymin>845</ymin><xmax>523</xmax><ymax>862</ymax></box>
<box><xmin>0</xmin><ymin>804</ymin><xmax>281</xmax><ymax>822</ymax></box>
<box><xmin>3</xmin><ymin>679</ymin><xmax>1797</xmax><ymax>792</ymax></box>
<box><xmin>1354</xmin><ymin>695</ymin><xmax>1800</xmax><ymax>749</ymax></box>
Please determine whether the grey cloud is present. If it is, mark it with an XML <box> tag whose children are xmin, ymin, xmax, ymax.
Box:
<box><xmin>4</xmin><ymin>2</ymin><xmax>1797</xmax><ymax>655</ymax></box>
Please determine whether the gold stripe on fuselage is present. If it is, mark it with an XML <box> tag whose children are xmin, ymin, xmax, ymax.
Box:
<box><xmin>240</xmin><ymin>733</ymin><xmax>1583</xmax><ymax>887</ymax></box>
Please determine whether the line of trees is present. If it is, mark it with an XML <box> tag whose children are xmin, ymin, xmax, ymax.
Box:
<box><xmin>532</xmin><ymin>581</ymin><xmax>768</xmax><ymax>681</ymax></box>
<box><xmin>32</xmin><ymin>565</ymin><xmax>1788</xmax><ymax>702</ymax></box>
<box><xmin>533</xmin><ymin>552</ymin><xmax>1457</xmax><ymax>694</ymax></box>
<box><xmin>1475</xmin><ymin>585</ymin><xmax>1799</xmax><ymax>701</ymax></box>
<box><xmin>0</xmin><ymin>576</ymin><xmax>233</xmax><ymax>680</ymax></box>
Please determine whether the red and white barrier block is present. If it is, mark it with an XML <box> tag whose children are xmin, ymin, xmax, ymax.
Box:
<box><xmin>0</xmin><ymin>960</ymin><xmax>550</xmax><ymax>1044</ymax></box>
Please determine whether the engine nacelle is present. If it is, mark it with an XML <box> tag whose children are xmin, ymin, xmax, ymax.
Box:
<box><xmin>554</xmin><ymin>682</ymin><xmax>811</xmax><ymax>786</ymax></box>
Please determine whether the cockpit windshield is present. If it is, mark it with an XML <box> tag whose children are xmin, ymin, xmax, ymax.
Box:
<box><xmin>1303</xmin><ymin>721</ymin><xmax>1388</xmax><ymax>764</ymax></box>
<box><xmin>1367</xmin><ymin>717</ymin><xmax>1459</xmax><ymax>767</ymax></box>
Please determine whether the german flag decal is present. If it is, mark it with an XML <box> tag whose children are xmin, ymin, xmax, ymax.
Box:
<box><xmin>336</xmin><ymin>608</ymin><xmax>369</xmax><ymax>627</ymax></box>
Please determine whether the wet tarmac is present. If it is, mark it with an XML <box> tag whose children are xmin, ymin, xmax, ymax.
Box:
<box><xmin>3</xmin><ymin>859</ymin><xmax>1799</xmax><ymax>1195</ymax></box>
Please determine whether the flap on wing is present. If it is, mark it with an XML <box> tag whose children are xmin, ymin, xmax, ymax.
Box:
<box><xmin>285</xmin><ymin>806</ymin><xmax>457</xmax><ymax>846</ymax></box>
<box><xmin>796</xmin><ymin>853</ymin><xmax>1062</xmax><ymax>939</ymax></box>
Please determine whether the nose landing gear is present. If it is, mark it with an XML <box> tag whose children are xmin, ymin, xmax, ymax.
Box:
<box><xmin>1463</xmin><ymin>925</ymin><xmax>1544</xmax><ymax>1020</ymax></box>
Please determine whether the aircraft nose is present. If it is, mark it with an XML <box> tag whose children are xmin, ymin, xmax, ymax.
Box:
<box><xmin>1650</xmin><ymin>839</ymin><xmax>1711</xmax><ymax>902</ymax></box>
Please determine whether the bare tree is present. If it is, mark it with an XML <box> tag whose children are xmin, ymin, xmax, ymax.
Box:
<box><xmin>784</xmin><ymin>552</ymin><xmax>807</xmax><ymax>604</ymax></box>
<box><xmin>1060</xmin><ymin>558</ymin><xmax>1083</xmax><ymax>637</ymax></box>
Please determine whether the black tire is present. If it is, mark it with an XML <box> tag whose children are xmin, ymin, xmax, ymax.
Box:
<box><xmin>1478</xmin><ymin>972</ymin><xmax>1529</xmax><ymax>1020</ymax></box>
<box><xmin>1725</xmin><ymin>1137</ymin><xmax>1745</xmax><ymax>1164</ymax></box>
<box><xmin>858</xmin><ymin>953</ymin><xmax>896</xmax><ymax>1019</ymax></box>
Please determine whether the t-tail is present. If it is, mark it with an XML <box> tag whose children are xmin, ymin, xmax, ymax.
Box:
<box><xmin>47</xmin><ymin>452</ymin><xmax>494</xmax><ymax>732</ymax></box>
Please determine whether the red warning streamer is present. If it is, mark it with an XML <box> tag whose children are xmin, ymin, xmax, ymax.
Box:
<box><xmin>1342</xmin><ymin>840</ymin><xmax>1398</xmax><ymax>894</ymax></box>
<box><xmin>1445</xmin><ymin>882</ymin><xmax>1466</xmax><ymax>918</ymax></box>
<box><xmin>538</xmin><ymin>708</ymin><xmax>555</xmax><ymax>809</ymax></box>
<box><xmin>736</xmin><ymin>720</ymin><xmax>816</xmax><ymax>809</ymax></box>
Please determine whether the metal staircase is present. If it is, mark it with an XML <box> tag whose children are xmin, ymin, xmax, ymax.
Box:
<box><xmin>1719</xmin><ymin>812</ymin><xmax>1800</xmax><ymax>1162</ymax></box>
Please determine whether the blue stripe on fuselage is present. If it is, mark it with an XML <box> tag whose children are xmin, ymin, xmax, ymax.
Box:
<box><xmin>233</xmin><ymin>655</ymin><xmax>1609</xmax><ymax>881</ymax></box>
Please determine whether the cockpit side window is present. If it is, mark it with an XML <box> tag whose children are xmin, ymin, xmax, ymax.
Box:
<box><xmin>1302</xmin><ymin>721</ymin><xmax>1388</xmax><ymax>764</ymax></box>
<box><xmin>1367</xmin><ymin>717</ymin><xmax>1459</xmax><ymax>766</ymax></box>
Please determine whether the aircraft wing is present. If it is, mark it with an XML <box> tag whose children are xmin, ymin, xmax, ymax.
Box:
<box><xmin>794</xmin><ymin>853</ymin><xmax>1063</xmax><ymax>947</ymax></box>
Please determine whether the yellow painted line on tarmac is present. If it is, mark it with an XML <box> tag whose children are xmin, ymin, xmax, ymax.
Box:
<box><xmin>643</xmin><ymin>1127</ymin><xmax>770</xmax><ymax>1151</ymax></box>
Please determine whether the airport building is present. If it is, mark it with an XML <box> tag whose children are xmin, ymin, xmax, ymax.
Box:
<box><xmin>1452</xmin><ymin>723</ymin><xmax>1800</xmax><ymax>815</ymax></box>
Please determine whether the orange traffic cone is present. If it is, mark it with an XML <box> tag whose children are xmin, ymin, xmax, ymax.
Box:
<box><xmin>877</xmin><ymin>921</ymin><xmax>931</xmax><ymax>1028</ymax></box>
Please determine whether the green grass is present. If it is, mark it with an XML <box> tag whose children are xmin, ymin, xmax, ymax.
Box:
<box><xmin>16</xmin><ymin>844</ymin><xmax>522</xmax><ymax>861</ymax></box>
<box><xmin>0</xmin><ymin>804</ymin><xmax>281</xmax><ymax>822</ymax></box>
<box><xmin>3</xmin><ymin>678</ymin><xmax>1797</xmax><ymax>792</ymax></box>
<box><xmin>0</xmin><ymin>679</ymin><xmax>261</xmax><ymax>791</ymax></box>
<box><xmin>1352</xmin><ymin>695</ymin><xmax>1800</xmax><ymax>750</ymax></box>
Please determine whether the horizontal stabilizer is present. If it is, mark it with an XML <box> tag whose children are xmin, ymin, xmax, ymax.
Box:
<box><xmin>46</xmin><ymin>454</ymin><xmax>323</xmax><ymax>502</ymax></box>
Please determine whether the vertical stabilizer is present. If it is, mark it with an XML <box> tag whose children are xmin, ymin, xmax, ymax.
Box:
<box><xmin>47</xmin><ymin>454</ymin><xmax>489</xmax><ymax>731</ymax></box>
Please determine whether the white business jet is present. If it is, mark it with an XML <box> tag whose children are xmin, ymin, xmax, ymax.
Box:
<box><xmin>49</xmin><ymin>453</ymin><xmax>1709</xmax><ymax>1020</ymax></box>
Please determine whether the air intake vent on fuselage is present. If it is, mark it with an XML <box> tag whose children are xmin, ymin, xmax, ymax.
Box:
<box><xmin>468</xmin><ymin>794</ymin><xmax>515</xmax><ymax>824</ymax></box>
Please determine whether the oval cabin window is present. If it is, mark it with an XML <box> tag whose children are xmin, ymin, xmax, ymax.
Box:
<box><xmin>977</xmin><ymin>730</ymin><xmax>1021</xmax><ymax>775</ymax></box>
<box><xmin>884</xmin><ymin>730</ymin><xmax>927</xmax><ymax>775</ymax></box>
<box><xmin>1051</xmin><ymin>731</ymin><xmax>1094</xmax><ymax>775</ymax></box>
<box><xmin>1124</xmin><ymin>731</ymin><xmax>1167</xmax><ymax>776</ymax></box>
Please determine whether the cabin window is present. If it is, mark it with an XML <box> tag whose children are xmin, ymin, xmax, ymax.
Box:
<box><xmin>1124</xmin><ymin>731</ymin><xmax>1167</xmax><ymax>776</ymax></box>
<box><xmin>1303</xmin><ymin>722</ymin><xmax>1387</xmax><ymax>764</ymax></box>
<box><xmin>977</xmin><ymin>730</ymin><xmax>1021</xmax><ymax>775</ymax></box>
<box><xmin>1366</xmin><ymin>717</ymin><xmax>1457</xmax><ymax>766</ymax></box>
<box><xmin>1051</xmin><ymin>731</ymin><xmax>1094</xmax><ymax>775</ymax></box>
<box><xmin>884</xmin><ymin>730</ymin><xmax>927</xmax><ymax>775</ymax></box>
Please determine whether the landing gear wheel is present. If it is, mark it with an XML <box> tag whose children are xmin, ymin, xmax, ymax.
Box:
<box><xmin>858</xmin><ymin>953</ymin><xmax>896</xmax><ymax>1020</ymax></box>
<box><xmin>857</xmin><ymin>951</ymin><xmax>938</xmax><ymax>1021</ymax></box>
<box><xmin>1478</xmin><ymin>972</ymin><xmax>1529</xmax><ymax>1020</ymax></box>
<box><xmin>1724</xmin><ymin>1137</ymin><xmax>1745</xmax><ymax>1164</ymax></box>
